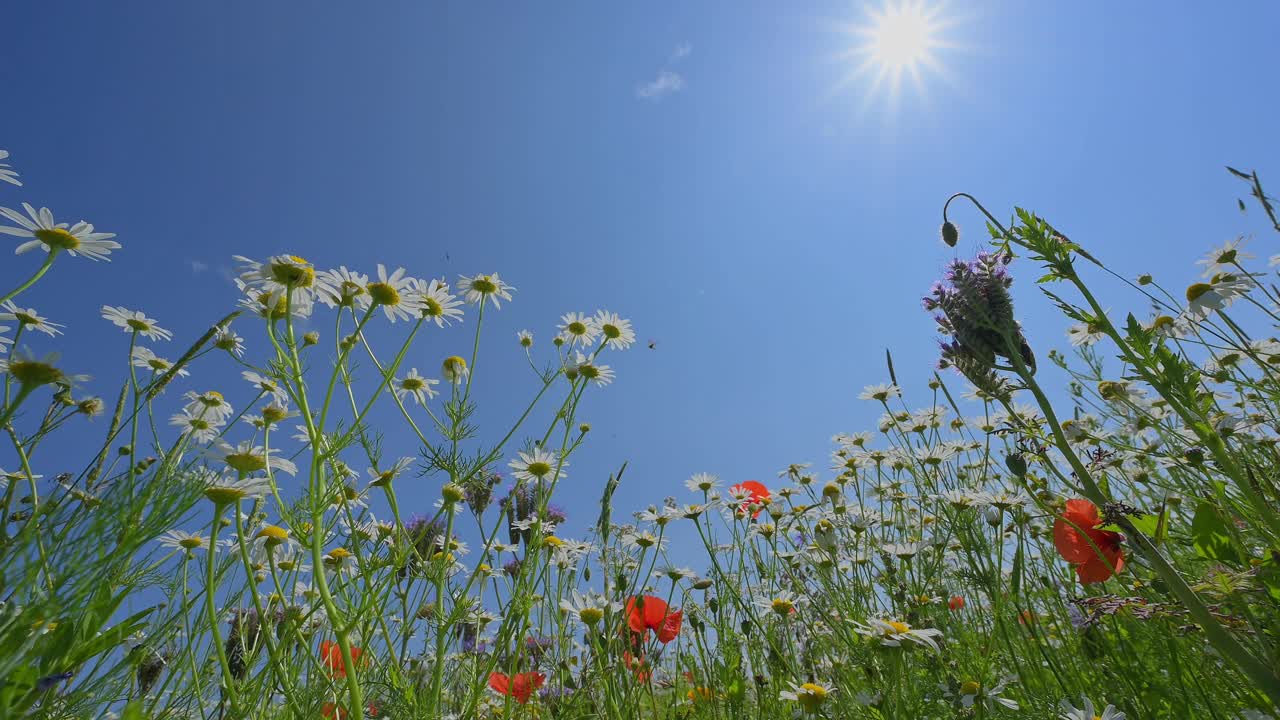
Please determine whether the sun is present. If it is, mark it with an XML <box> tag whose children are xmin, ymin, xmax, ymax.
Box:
<box><xmin>832</xmin><ymin>0</ymin><xmax>953</xmax><ymax>110</ymax></box>
<box><xmin>867</xmin><ymin>2</ymin><xmax>936</xmax><ymax>71</ymax></box>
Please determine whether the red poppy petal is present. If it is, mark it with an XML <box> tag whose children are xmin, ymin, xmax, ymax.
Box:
<box><xmin>657</xmin><ymin>609</ymin><xmax>683</xmax><ymax>643</ymax></box>
<box><xmin>488</xmin><ymin>672</ymin><xmax>510</xmax><ymax>696</ymax></box>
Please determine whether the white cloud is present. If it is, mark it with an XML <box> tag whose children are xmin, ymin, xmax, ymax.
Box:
<box><xmin>636</xmin><ymin>70</ymin><xmax>685</xmax><ymax>101</ymax></box>
<box><xmin>188</xmin><ymin>259</ymin><xmax>208</xmax><ymax>274</ymax></box>
<box><xmin>670</xmin><ymin>42</ymin><xmax>692</xmax><ymax>62</ymax></box>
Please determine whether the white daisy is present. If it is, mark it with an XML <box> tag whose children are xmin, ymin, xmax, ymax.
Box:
<box><xmin>315</xmin><ymin>266</ymin><xmax>371</xmax><ymax>309</ymax></box>
<box><xmin>169</xmin><ymin>411</ymin><xmax>224</xmax><ymax>444</ymax></box>
<box><xmin>213</xmin><ymin>326</ymin><xmax>245</xmax><ymax>356</ymax></box>
<box><xmin>1067</xmin><ymin>321</ymin><xmax>1106</xmax><ymax>347</ymax></box>
<box><xmin>859</xmin><ymin>383</ymin><xmax>901</xmax><ymax>401</ymax></box>
<box><xmin>411</xmin><ymin>277</ymin><xmax>464</xmax><ymax>327</ymax></box>
<box><xmin>130</xmin><ymin>346</ymin><xmax>187</xmax><ymax>377</ymax></box>
<box><xmin>366</xmin><ymin>456</ymin><xmax>414</xmax><ymax>487</ymax></box>
<box><xmin>1196</xmin><ymin>237</ymin><xmax>1252</xmax><ymax>277</ymax></box>
<box><xmin>557</xmin><ymin>312</ymin><xmax>599</xmax><ymax>347</ymax></box>
<box><xmin>457</xmin><ymin>273</ymin><xmax>514</xmax><ymax>308</ymax></box>
<box><xmin>573</xmin><ymin>352</ymin><xmax>614</xmax><ymax>387</ymax></box>
<box><xmin>101</xmin><ymin>306</ymin><xmax>172</xmax><ymax>341</ymax></box>
<box><xmin>0</xmin><ymin>301</ymin><xmax>62</xmax><ymax>337</ymax></box>
<box><xmin>516</xmin><ymin>329</ymin><xmax>533</xmax><ymax>348</ymax></box>
<box><xmin>0</xmin><ymin>150</ymin><xmax>20</xmax><ymax>186</ymax></box>
<box><xmin>685</xmin><ymin>472</ymin><xmax>721</xmax><ymax>493</ymax></box>
<box><xmin>1058</xmin><ymin>696</ymin><xmax>1125</xmax><ymax>720</ymax></box>
<box><xmin>367</xmin><ymin>264</ymin><xmax>423</xmax><ymax>322</ymax></box>
<box><xmin>183</xmin><ymin>391</ymin><xmax>233</xmax><ymax>423</ymax></box>
<box><xmin>393</xmin><ymin>368</ymin><xmax>439</xmax><ymax>405</ymax></box>
<box><xmin>851</xmin><ymin>617</ymin><xmax>942</xmax><ymax>651</ymax></box>
<box><xmin>559</xmin><ymin>590</ymin><xmax>617</xmax><ymax>628</ymax></box>
<box><xmin>158</xmin><ymin>529</ymin><xmax>216</xmax><ymax>553</ymax></box>
<box><xmin>509</xmin><ymin>448</ymin><xmax>564</xmax><ymax>482</ymax></box>
<box><xmin>209</xmin><ymin>441</ymin><xmax>297</xmax><ymax>476</ymax></box>
<box><xmin>0</xmin><ymin>203</ymin><xmax>119</xmax><ymax>260</ymax></box>
<box><xmin>441</xmin><ymin>355</ymin><xmax>469</xmax><ymax>384</ymax></box>
<box><xmin>592</xmin><ymin>310</ymin><xmax>635</xmax><ymax>350</ymax></box>
<box><xmin>241</xmin><ymin>371</ymin><xmax>289</xmax><ymax>405</ymax></box>
<box><xmin>203</xmin><ymin>474</ymin><xmax>273</xmax><ymax>505</ymax></box>
<box><xmin>778</xmin><ymin>681</ymin><xmax>833</xmax><ymax>714</ymax></box>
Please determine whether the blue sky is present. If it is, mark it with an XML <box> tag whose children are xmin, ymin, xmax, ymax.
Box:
<box><xmin>4</xmin><ymin>2</ymin><xmax>1280</xmax><ymax>558</ymax></box>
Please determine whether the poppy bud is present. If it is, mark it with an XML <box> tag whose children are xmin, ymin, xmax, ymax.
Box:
<box><xmin>941</xmin><ymin>221</ymin><xmax>959</xmax><ymax>247</ymax></box>
<box><xmin>1005</xmin><ymin>452</ymin><xmax>1027</xmax><ymax>477</ymax></box>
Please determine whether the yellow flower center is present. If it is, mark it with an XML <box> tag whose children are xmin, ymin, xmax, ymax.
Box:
<box><xmin>204</xmin><ymin>486</ymin><xmax>247</xmax><ymax>505</ymax></box>
<box><xmin>771</xmin><ymin>598</ymin><xmax>794</xmax><ymax>615</ymax></box>
<box><xmin>797</xmin><ymin>684</ymin><xmax>827</xmax><ymax>712</ymax></box>
<box><xmin>960</xmin><ymin>680</ymin><xmax>980</xmax><ymax>696</ymax></box>
<box><xmin>423</xmin><ymin>296</ymin><xmax>443</xmax><ymax>316</ymax></box>
<box><xmin>1186</xmin><ymin>282</ymin><xmax>1212</xmax><ymax>302</ymax></box>
<box><xmin>326</xmin><ymin>547</ymin><xmax>352</xmax><ymax>561</ymax></box>
<box><xmin>224</xmin><ymin>452</ymin><xmax>267</xmax><ymax>474</ymax></box>
<box><xmin>367</xmin><ymin>281</ymin><xmax>400</xmax><ymax>306</ymax></box>
<box><xmin>256</xmin><ymin>525</ymin><xmax>289</xmax><ymax>545</ymax></box>
<box><xmin>470</xmin><ymin>276</ymin><xmax>497</xmax><ymax>294</ymax></box>
<box><xmin>526</xmin><ymin>461</ymin><xmax>552</xmax><ymax>477</ymax></box>
<box><xmin>34</xmin><ymin>227</ymin><xmax>79</xmax><ymax>251</ymax></box>
<box><xmin>602</xmin><ymin>323</ymin><xmax>621</xmax><ymax>339</ymax></box>
<box><xmin>580</xmin><ymin>607</ymin><xmax>604</xmax><ymax>625</ymax></box>
<box><xmin>886</xmin><ymin>620</ymin><xmax>911</xmax><ymax>634</ymax></box>
<box><xmin>178</xmin><ymin>536</ymin><xmax>204</xmax><ymax>550</ymax></box>
<box><xmin>271</xmin><ymin>257</ymin><xmax>315</xmax><ymax>287</ymax></box>
<box><xmin>568</xmin><ymin>321</ymin><xmax>587</xmax><ymax>335</ymax></box>
<box><xmin>9</xmin><ymin>360</ymin><xmax>62</xmax><ymax>387</ymax></box>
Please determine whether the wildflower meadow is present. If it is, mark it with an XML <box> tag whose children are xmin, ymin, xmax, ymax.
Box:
<box><xmin>4</xmin><ymin>139</ymin><xmax>1280</xmax><ymax>720</ymax></box>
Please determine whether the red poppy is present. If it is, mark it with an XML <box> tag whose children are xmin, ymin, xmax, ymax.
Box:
<box><xmin>625</xmin><ymin>595</ymin><xmax>683</xmax><ymax>644</ymax></box>
<box><xmin>488</xmin><ymin>671</ymin><xmax>545</xmax><ymax>704</ymax></box>
<box><xmin>320</xmin><ymin>703</ymin><xmax>377</xmax><ymax>719</ymax></box>
<box><xmin>622</xmin><ymin>650</ymin><xmax>651</xmax><ymax>683</ymax></box>
<box><xmin>319</xmin><ymin>640</ymin><xmax>364</xmax><ymax>678</ymax></box>
<box><xmin>1053</xmin><ymin>499</ymin><xmax>1125</xmax><ymax>584</ymax></box>
<box><xmin>948</xmin><ymin>595</ymin><xmax>965</xmax><ymax>611</ymax></box>
<box><xmin>730</xmin><ymin>480</ymin><xmax>770</xmax><ymax>518</ymax></box>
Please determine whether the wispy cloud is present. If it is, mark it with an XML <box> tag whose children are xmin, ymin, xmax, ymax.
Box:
<box><xmin>188</xmin><ymin>259</ymin><xmax>208</xmax><ymax>274</ymax></box>
<box><xmin>636</xmin><ymin>43</ymin><xmax>692</xmax><ymax>101</ymax></box>
<box><xmin>636</xmin><ymin>71</ymin><xmax>685</xmax><ymax>101</ymax></box>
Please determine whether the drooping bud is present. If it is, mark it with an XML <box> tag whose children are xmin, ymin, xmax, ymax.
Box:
<box><xmin>940</xmin><ymin>221</ymin><xmax>959</xmax><ymax>247</ymax></box>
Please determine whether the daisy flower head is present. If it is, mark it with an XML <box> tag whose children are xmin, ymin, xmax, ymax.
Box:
<box><xmin>557</xmin><ymin>312</ymin><xmax>599</xmax><ymax>347</ymax></box>
<box><xmin>756</xmin><ymin>589</ymin><xmax>801</xmax><ymax>617</ymax></box>
<box><xmin>367</xmin><ymin>456</ymin><xmax>413</xmax><ymax>488</ymax></box>
<box><xmin>1067</xmin><ymin>320</ymin><xmax>1106</xmax><ymax>347</ymax></box>
<box><xmin>517</xmin><ymin>329</ymin><xmax>533</xmax><ymax>348</ymax></box>
<box><xmin>412</xmin><ymin>277</ymin><xmax>464</xmax><ymax>327</ymax></box>
<box><xmin>573</xmin><ymin>352</ymin><xmax>614</xmax><ymax>387</ymax></box>
<box><xmin>169</xmin><ymin>411</ymin><xmax>223</xmax><ymax>444</ymax></box>
<box><xmin>242</xmin><ymin>371</ymin><xmax>289</xmax><ymax>405</ymax></box>
<box><xmin>859</xmin><ymin>383</ymin><xmax>901</xmax><ymax>402</ymax></box>
<box><xmin>441</xmin><ymin>355</ymin><xmax>468</xmax><ymax>384</ymax></box>
<box><xmin>183</xmin><ymin>391</ymin><xmax>233</xmax><ymax>423</ymax></box>
<box><xmin>213</xmin><ymin>325</ymin><xmax>244</xmax><ymax>356</ymax></box>
<box><xmin>394</xmin><ymin>368</ymin><xmax>440</xmax><ymax>405</ymax></box>
<box><xmin>1196</xmin><ymin>237</ymin><xmax>1252</xmax><ymax>277</ymax></box>
<box><xmin>158</xmin><ymin>529</ymin><xmax>214</xmax><ymax>553</ymax></box>
<box><xmin>132</xmin><ymin>347</ymin><xmax>189</xmax><ymax>379</ymax></box>
<box><xmin>367</xmin><ymin>264</ymin><xmax>424</xmax><ymax>322</ymax></box>
<box><xmin>457</xmin><ymin>273</ymin><xmax>514</xmax><ymax>309</ymax></box>
<box><xmin>559</xmin><ymin>590</ymin><xmax>616</xmax><ymax>628</ymax></box>
<box><xmin>234</xmin><ymin>254</ymin><xmax>330</xmax><ymax>296</ymax></box>
<box><xmin>0</xmin><ymin>301</ymin><xmax>63</xmax><ymax>337</ymax></box>
<box><xmin>315</xmin><ymin>266</ymin><xmax>370</xmax><ymax>309</ymax></box>
<box><xmin>592</xmin><ymin>310</ymin><xmax>634</xmax><ymax>350</ymax></box>
<box><xmin>509</xmin><ymin>448</ymin><xmax>564</xmax><ymax>483</ymax></box>
<box><xmin>779</xmin><ymin>681</ymin><xmax>833</xmax><ymax>714</ymax></box>
<box><xmin>209</xmin><ymin>440</ymin><xmax>297</xmax><ymax>476</ymax></box>
<box><xmin>1</xmin><ymin>350</ymin><xmax>86</xmax><ymax>389</ymax></box>
<box><xmin>0</xmin><ymin>150</ymin><xmax>20</xmax><ymax>186</ymax></box>
<box><xmin>685</xmin><ymin>472</ymin><xmax>721</xmax><ymax>493</ymax></box>
<box><xmin>102</xmin><ymin>306</ymin><xmax>172</xmax><ymax>341</ymax></box>
<box><xmin>203</xmin><ymin>474</ymin><xmax>273</xmax><ymax>506</ymax></box>
<box><xmin>0</xmin><ymin>203</ymin><xmax>120</xmax><ymax>260</ymax></box>
<box><xmin>852</xmin><ymin>617</ymin><xmax>942</xmax><ymax>652</ymax></box>
<box><xmin>1058</xmin><ymin>696</ymin><xmax>1125</xmax><ymax>720</ymax></box>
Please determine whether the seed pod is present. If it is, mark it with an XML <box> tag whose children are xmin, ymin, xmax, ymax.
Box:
<box><xmin>941</xmin><ymin>221</ymin><xmax>959</xmax><ymax>247</ymax></box>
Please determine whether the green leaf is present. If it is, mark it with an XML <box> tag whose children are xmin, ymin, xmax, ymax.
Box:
<box><xmin>1191</xmin><ymin>501</ymin><xmax>1246</xmax><ymax>567</ymax></box>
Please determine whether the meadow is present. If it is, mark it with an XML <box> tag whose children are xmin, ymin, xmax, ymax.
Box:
<box><xmin>2</xmin><ymin>149</ymin><xmax>1280</xmax><ymax>719</ymax></box>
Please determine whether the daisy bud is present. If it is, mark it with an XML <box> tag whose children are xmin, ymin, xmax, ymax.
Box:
<box><xmin>940</xmin><ymin>221</ymin><xmax>959</xmax><ymax>247</ymax></box>
<box><xmin>579</xmin><ymin>423</ymin><xmax>591</xmax><ymax>434</ymax></box>
<box><xmin>302</xmin><ymin>331</ymin><xmax>319</xmax><ymax>347</ymax></box>
<box><xmin>1137</xmin><ymin>273</ymin><xmax>1153</xmax><ymax>285</ymax></box>
<box><xmin>77</xmin><ymin>397</ymin><xmax>104</xmax><ymax>416</ymax></box>
<box><xmin>442</xmin><ymin>483</ymin><xmax>464</xmax><ymax>505</ymax></box>
<box><xmin>441</xmin><ymin>355</ymin><xmax>468</xmax><ymax>384</ymax></box>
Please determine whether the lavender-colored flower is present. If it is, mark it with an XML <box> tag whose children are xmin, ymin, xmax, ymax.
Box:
<box><xmin>923</xmin><ymin>252</ymin><xmax>1033</xmax><ymax>397</ymax></box>
<box><xmin>545</xmin><ymin>504</ymin><xmax>568</xmax><ymax>525</ymax></box>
